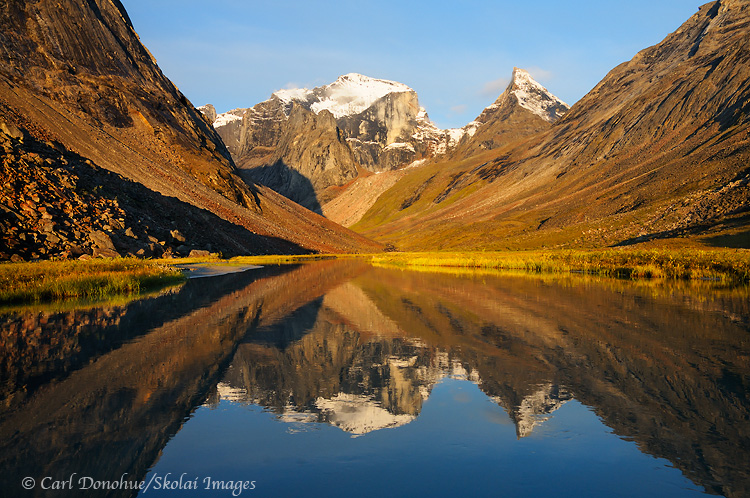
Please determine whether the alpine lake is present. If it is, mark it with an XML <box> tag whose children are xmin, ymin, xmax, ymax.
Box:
<box><xmin>2</xmin><ymin>260</ymin><xmax>749</xmax><ymax>497</ymax></box>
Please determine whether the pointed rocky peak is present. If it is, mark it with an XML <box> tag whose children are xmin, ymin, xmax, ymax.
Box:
<box><xmin>490</xmin><ymin>384</ymin><xmax>573</xmax><ymax>439</ymax></box>
<box><xmin>453</xmin><ymin>68</ymin><xmax>569</xmax><ymax>155</ymax></box>
<box><xmin>464</xmin><ymin>68</ymin><xmax>569</xmax><ymax>136</ymax></box>
<box><xmin>497</xmin><ymin>67</ymin><xmax>569</xmax><ymax>123</ymax></box>
<box><xmin>508</xmin><ymin>68</ymin><xmax>569</xmax><ymax>122</ymax></box>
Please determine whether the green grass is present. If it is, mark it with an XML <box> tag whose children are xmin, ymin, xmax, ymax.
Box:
<box><xmin>0</xmin><ymin>258</ymin><xmax>186</xmax><ymax>305</ymax></box>
<box><xmin>369</xmin><ymin>249</ymin><xmax>750</xmax><ymax>283</ymax></box>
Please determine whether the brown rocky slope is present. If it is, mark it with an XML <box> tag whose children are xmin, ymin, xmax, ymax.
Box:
<box><xmin>0</xmin><ymin>0</ymin><xmax>381</xmax><ymax>259</ymax></box>
<box><xmin>354</xmin><ymin>0</ymin><xmax>750</xmax><ymax>250</ymax></box>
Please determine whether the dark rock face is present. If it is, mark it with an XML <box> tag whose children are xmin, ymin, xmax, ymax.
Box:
<box><xmin>335</xmin><ymin>90</ymin><xmax>427</xmax><ymax>171</ymax></box>
<box><xmin>242</xmin><ymin>106</ymin><xmax>359</xmax><ymax>211</ymax></box>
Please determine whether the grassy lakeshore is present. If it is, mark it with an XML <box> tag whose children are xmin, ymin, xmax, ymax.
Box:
<box><xmin>368</xmin><ymin>249</ymin><xmax>750</xmax><ymax>283</ymax></box>
<box><xmin>2</xmin><ymin>248</ymin><xmax>748</xmax><ymax>306</ymax></box>
<box><xmin>0</xmin><ymin>258</ymin><xmax>185</xmax><ymax>305</ymax></box>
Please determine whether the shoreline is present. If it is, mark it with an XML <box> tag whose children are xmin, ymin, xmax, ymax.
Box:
<box><xmin>173</xmin><ymin>263</ymin><xmax>262</xmax><ymax>279</ymax></box>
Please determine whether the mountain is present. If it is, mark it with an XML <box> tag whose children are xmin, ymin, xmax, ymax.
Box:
<box><xmin>206</xmin><ymin>70</ymin><xmax>567</xmax><ymax>218</ymax></box>
<box><xmin>206</xmin><ymin>73</ymin><xmax>461</xmax><ymax>211</ymax></box>
<box><xmin>454</xmin><ymin>67</ymin><xmax>570</xmax><ymax>157</ymax></box>
<box><xmin>352</xmin><ymin>0</ymin><xmax>750</xmax><ymax>250</ymax></box>
<box><xmin>0</xmin><ymin>0</ymin><xmax>381</xmax><ymax>260</ymax></box>
<box><xmin>213</xmin><ymin>266</ymin><xmax>575</xmax><ymax>438</ymax></box>
<box><xmin>317</xmin><ymin>68</ymin><xmax>568</xmax><ymax>228</ymax></box>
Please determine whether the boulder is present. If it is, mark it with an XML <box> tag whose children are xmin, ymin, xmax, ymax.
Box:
<box><xmin>170</xmin><ymin>229</ymin><xmax>186</xmax><ymax>243</ymax></box>
<box><xmin>89</xmin><ymin>230</ymin><xmax>118</xmax><ymax>254</ymax></box>
<box><xmin>92</xmin><ymin>247</ymin><xmax>120</xmax><ymax>258</ymax></box>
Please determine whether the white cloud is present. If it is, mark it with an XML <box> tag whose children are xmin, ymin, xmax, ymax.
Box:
<box><xmin>525</xmin><ymin>66</ymin><xmax>553</xmax><ymax>82</ymax></box>
<box><xmin>479</xmin><ymin>77</ymin><xmax>510</xmax><ymax>98</ymax></box>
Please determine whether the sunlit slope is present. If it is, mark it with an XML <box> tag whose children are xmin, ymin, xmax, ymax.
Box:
<box><xmin>354</xmin><ymin>0</ymin><xmax>750</xmax><ymax>250</ymax></box>
<box><xmin>0</xmin><ymin>0</ymin><xmax>381</xmax><ymax>257</ymax></box>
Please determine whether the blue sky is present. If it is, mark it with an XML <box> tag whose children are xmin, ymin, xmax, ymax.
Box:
<box><xmin>121</xmin><ymin>0</ymin><xmax>704</xmax><ymax>129</ymax></box>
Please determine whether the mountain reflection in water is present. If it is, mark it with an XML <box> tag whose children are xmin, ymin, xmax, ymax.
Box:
<box><xmin>1</xmin><ymin>261</ymin><xmax>748</xmax><ymax>497</ymax></box>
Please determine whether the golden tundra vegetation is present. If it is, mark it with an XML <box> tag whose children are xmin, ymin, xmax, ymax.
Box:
<box><xmin>0</xmin><ymin>258</ymin><xmax>184</xmax><ymax>305</ymax></box>
<box><xmin>3</xmin><ymin>247</ymin><xmax>750</xmax><ymax>307</ymax></box>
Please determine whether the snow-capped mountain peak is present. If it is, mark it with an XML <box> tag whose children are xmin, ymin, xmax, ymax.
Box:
<box><xmin>273</xmin><ymin>87</ymin><xmax>311</xmax><ymax>105</ymax></box>
<box><xmin>508</xmin><ymin>67</ymin><xmax>568</xmax><ymax>122</ymax></box>
<box><xmin>271</xmin><ymin>73</ymin><xmax>414</xmax><ymax>119</ymax></box>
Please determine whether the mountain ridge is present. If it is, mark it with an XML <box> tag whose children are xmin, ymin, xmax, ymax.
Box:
<box><xmin>0</xmin><ymin>0</ymin><xmax>382</xmax><ymax>260</ymax></box>
<box><xmin>352</xmin><ymin>0</ymin><xmax>750</xmax><ymax>249</ymax></box>
<box><xmin>206</xmin><ymin>69</ymin><xmax>568</xmax><ymax>217</ymax></box>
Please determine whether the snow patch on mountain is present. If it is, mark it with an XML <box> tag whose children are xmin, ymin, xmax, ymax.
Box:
<box><xmin>315</xmin><ymin>393</ymin><xmax>416</xmax><ymax>436</ymax></box>
<box><xmin>384</xmin><ymin>142</ymin><xmax>416</xmax><ymax>153</ymax></box>
<box><xmin>213</xmin><ymin>109</ymin><xmax>245</xmax><ymax>127</ymax></box>
<box><xmin>271</xmin><ymin>73</ymin><xmax>414</xmax><ymax>119</ymax></box>
<box><xmin>273</xmin><ymin>87</ymin><xmax>311</xmax><ymax>105</ymax></box>
<box><xmin>510</xmin><ymin>68</ymin><xmax>568</xmax><ymax>122</ymax></box>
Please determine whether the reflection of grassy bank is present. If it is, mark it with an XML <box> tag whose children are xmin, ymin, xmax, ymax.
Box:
<box><xmin>369</xmin><ymin>249</ymin><xmax>750</xmax><ymax>283</ymax></box>
<box><xmin>229</xmin><ymin>254</ymin><xmax>341</xmax><ymax>265</ymax></box>
<box><xmin>0</xmin><ymin>258</ymin><xmax>185</xmax><ymax>305</ymax></box>
<box><xmin>171</xmin><ymin>249</ymin><xmax>750</xmax><ymax>283</ymax></box>
<box><xmin>368</xmin><ymin>264</ymin><xmax>750</xmax><ymax>303</ymax></box>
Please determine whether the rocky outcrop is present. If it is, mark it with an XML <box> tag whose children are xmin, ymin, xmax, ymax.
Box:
<box><xmin>0</xmin><ymin>125</ymin><xmax>307</xmax><ymax>260</ymax></box>
<box><xmin>196</xmin><ymin>104</ymin><xmax>217</xmax><ymax>124</ymax></box>
<box><xmin>240</xmin><ymin>105</ymin><xmax>359</xmax><ymax>211</ymax></box>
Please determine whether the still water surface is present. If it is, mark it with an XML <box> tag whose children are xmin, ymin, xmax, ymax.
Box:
<box><xmin>1</xmin><ymin>261</ymin><xmax>749</xmax><ymax>497</ymax></box>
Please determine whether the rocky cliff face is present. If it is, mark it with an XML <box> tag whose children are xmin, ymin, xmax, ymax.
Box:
<box><xmin>0</xmin><ymin>0</ymin><xmax>382</xmax><ymax>259</ymax></box>
<box><xmin>205</xmin><ymin>74</ymin><xmax>461</xmax><ymax>210</ymax></box>
<box><xmin>241</xmin><ymin>105</ymin><xmax>360</xmax><ymax>211</ymax></box>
